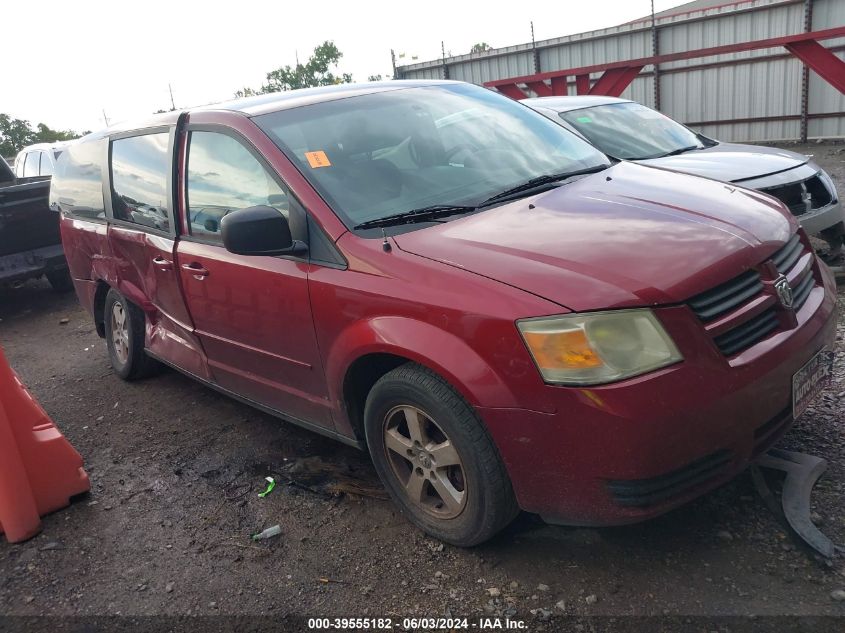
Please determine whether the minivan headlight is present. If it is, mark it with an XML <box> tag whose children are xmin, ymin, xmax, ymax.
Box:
<box><xmin>517</xmin><ymin>309</ymin><xmax>682</xmax><ymax>385</ymax></box>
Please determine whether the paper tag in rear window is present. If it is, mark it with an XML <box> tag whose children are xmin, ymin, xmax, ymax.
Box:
<box><xmin>305</xmin><ymin>151</ymin><xmax>331</xmax><ymax>168</ymax></box>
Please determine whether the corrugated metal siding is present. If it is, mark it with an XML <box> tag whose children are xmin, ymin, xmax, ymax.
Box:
<box><xmin>809</xmin><ymin>0</ymin><xmax>845</xmax><ymax>138</ymax></box>
<box><xmin>396</xmin><ymin>0</ymin><xmax>845</xmax><ymax>142</ymax></box>
<box><xmin>448</xmin><ymin>52</ymin><xmax>536</xmax><ymax>83</ymax></box>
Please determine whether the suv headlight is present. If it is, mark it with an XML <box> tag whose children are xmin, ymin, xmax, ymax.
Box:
<box><xmin>517</xmin><ymin>309</ymin><xmax>682</xmax><ymax>385</ymax></box>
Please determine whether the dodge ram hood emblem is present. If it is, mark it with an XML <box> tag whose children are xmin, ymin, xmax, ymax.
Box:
<box><xmin>774</xmin><ymin>275</ymin><xmax>794</xmax><ymax>309</ymax></box>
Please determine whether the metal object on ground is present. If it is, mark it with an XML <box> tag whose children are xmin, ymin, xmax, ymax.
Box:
<box><xmin>752</xmin><ymin>448</ymin><xmax>837</xmax><ymax>561</ymax></box>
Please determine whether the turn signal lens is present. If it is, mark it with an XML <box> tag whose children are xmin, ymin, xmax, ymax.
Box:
<box><xmin>517</xmin><ymin>310</ymin><xmax>682</xmax><ymax>385</ymax></box>
<box><xmin>521</xmin><ymin>329</ymin><xmax>603</xmax><ymax>370</ymax></box>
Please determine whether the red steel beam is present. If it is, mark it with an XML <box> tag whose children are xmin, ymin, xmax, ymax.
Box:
<box><xmin>575</xmin><ymin>74</ymin><xmax>590</xmax><ymax>95</ymax></box>
<box><xmin>786</xmin><ymin>39</ymin><xmax>845</xmax><ymax>94</ymax></box>
<box><xmin>589</xmin><ymin>65</ymin><xmax>645</xmax><ymax>97</ymax></box>
<box><xmin>550</xmin><ymin>76</ymin><xmax>568</xmax><ymax>96</ymax></box>
<box><xmin>587</xmin><ymin>67</ymin><xmax>630</xmax><ymax>96</ymax></box>
<box><xmin>484</xmin><ymin>26</ymin><xmax>845</xmax><ymax>94</ymax></box>
<box><xmin>495</xmin><ymin>83</ymin><xmax>528</xmax><ymax>100</ymax></box>
<box><xmin>526</xmin><ymin>80</ymin><xmax>553</xmax><ymax>97</ymax></box>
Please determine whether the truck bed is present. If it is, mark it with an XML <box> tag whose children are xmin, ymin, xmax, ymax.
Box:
<box><xmin>0</xmin><ymin>177</ymin><xmax>57</xmax><ymax>257</ymax></box>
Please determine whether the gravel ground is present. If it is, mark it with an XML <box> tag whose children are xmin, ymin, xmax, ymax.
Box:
<box><xmin>1</xmin><ymin>143</ymin><xmax>844</xmax><ymax>631</ymax></box>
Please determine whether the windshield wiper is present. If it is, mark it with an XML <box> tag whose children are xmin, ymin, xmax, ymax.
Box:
<box><xmin>478</xmin><ymin>164</ymin><xmax>610</xmax><ymax>207</ymax></box>
<box><xmin>655</xmin><ymin>145</ymin><xmax>702</xmax><ymax>158</ymax></box>
<box><xmin>354</xmin><ymin>204</ymin><xmax>477</xmax><ymax>230</ymax></box>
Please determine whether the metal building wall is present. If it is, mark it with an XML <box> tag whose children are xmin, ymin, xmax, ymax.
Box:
<box><xmin>395</xmin><ymin>0</ymin><xmax>844</xmax><ymax>142</ymax></box>
<box><xmin>809</xmin><ymin>0</ymin><xmax>845</xmax><ymax>138</ymax></box>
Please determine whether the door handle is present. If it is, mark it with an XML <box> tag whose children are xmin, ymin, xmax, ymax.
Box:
<box><xmin>152</xmin><ymin>256</ymin><xmax>173</xmax><ymax>271</ymax></box>
<box><xmin>181</xmin><ymin>262</ymin><xmax>210</xmax><ymax>279</ymax></box>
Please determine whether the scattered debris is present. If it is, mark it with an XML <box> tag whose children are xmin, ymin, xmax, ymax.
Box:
<box><xmin>752</xmin><ymin>449</ymin><xmax>837</xmax><ymax>561</ymax></box>
<box><xmin>555</xmin><ymin>599</ymin><xmax>567</xmax><ymax>611</ymax></box>
<box><xmin>58</xmin><ymin>318</ymin><xmax>69</xmax><ymax>325</ymax></box>
<box><xmin>257</xmin><ymin>477</ymin><xmax>276</xmax><ymax>498</ymax></box>
<box><xmin>251</xmin><ymin>525</ymin><xmax>282</xmax><ymax>541</ymax></box>
<box><xmin>831</xmin><ymin>589</ymin><xmax>845</xmax><ymax>602</ymax></box>
<box><xmin>486</xmin><ymin>587</ymin><xmax>501</xmax><ymax>597</ymax></box>
<box><xmin>531</xmin><ymin>608</ymin><xmax>552</xmax><ymax>621</ymax></box>
<box><xmin>585</xmin><ymin>594</ymin><xmax>598</xmax><ymax>604</ymax></box>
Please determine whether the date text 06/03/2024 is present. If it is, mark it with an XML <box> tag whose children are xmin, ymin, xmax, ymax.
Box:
<box><xmin>306</xmin><ymin>617</ymin><xmax>527</xmax><ymax>629</ymax></box>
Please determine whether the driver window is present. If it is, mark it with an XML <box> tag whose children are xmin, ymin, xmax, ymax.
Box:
<box><xmin>186</xmin><ymin>131</ymin><xmax>289</xmax><ymax>244</ymax></box>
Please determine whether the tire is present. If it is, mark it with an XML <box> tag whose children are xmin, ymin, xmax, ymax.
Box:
<box><xmin>103</xmin><ymin>289</ymin><xmax>159</xmax><ymax>380</ymax></box>
<box><xmin>45</xmin><ymin>269</ymin><xmax>74</xmax><ymax>293</ymax></box>
<box><xmin>364</xmin><ymin>362</ymin><xmax>519</xmax><ymax>546</ymax></box>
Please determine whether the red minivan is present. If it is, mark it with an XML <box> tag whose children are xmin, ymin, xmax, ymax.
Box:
<box><xmin>52</xmin><ymin>81</ymin><xmax>837</xmax><ymax>545</ymax></box>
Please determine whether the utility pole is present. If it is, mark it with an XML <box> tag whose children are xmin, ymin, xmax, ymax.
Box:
<box><xmin>441</xmin><ymin>41</ymin><xmax>449</xmax><ymax>80</ymax></box>
<box><xmin>168</xmin><ymin>84</ymin><xmax>176</xmax><ymax>111</ymax></box>
<box><xmin>102</xmin><ymin>109</ymin><xmax>110</xmax><ymax>127</ymax></box>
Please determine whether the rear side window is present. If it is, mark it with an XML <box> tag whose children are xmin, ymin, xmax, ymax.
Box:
<box><xmin>50</xmin><ymin>140</ymin><xmax>106</xmax><ymax>220</ymax></box>
<box><xmin>40</xmin><ymin>153</ymin><xmax>54</xmax><ymax>176</ymax></box>
<box><xmin>110</xmin><ymin>133</ymin><xmax>171</xmax><ymax>233</ymax></box>
<box><xmin>186</xmin><ymin>131</ymin><xmax>288</xmax><ymax>243</ymax></box>
<box><xmin>24</xmin><ymin>151</ymin><xmax>40</xmax><ymax>177</ymax></box>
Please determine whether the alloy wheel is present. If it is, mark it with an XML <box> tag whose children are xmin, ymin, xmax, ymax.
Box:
<box><xmin>382</xmin><ymin>405</ymin><xmax>467</xmax><ymax>519</ymax></box>
<box><xmin>110</xmin><ymin>302</ymin><xmax>130</xmax><ymax>365</ymax></box>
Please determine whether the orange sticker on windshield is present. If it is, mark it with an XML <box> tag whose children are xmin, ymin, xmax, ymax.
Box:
<box><xmin>305</xmin><ymin>150</ymin><xmax>331</xmax><ymax>168</ymax></box>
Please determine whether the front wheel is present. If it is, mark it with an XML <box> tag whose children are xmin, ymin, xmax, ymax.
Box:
<box><xmin>364</xmin><ymin>363</ymin><xmax>518</xmax><ymax>546</ymax></box>
<box><xmin>103</xmin><ymin>289</ymin><xmax>159</xmax><ymax>380</ymax></box>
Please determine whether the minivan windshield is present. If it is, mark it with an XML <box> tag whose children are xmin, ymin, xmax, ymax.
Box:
<box><xmin>255</xmin><ymin>83</ymin><xmax>610</xmax><ymax>230</ymax></box>
<box><xmin>560</xmin><ymin>102</ymin><xmax>708</xmax><ymax>160</ymax></box>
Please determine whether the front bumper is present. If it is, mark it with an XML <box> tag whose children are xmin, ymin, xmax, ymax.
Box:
<box><xmin>480</xmin><ymin>265</ymin><xmax>838</xmax><ymax>526</ymax></box>
<box><xmin>798</xmin><ymin>199</ymin><xmax>844</xmax><ymax>237</ymax></box>
<box><xmin>0</xmin><ymin>244</ymin><xmax>67</xmax><ymax>284</ymax></box>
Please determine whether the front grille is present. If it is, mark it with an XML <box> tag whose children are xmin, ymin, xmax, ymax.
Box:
<box><xmin>686</xmin><ymin>233</ymin><xmax>819</xmax><ymax>357</ymax></box>
<box><xmin>792</xmin><ymin>267</ymin><xmax>814</xmax><ymax>310</ymax></box>
<box><xmin>771</xmin><ymin>233</ymin><xmax>802</xmax><ymax>273</ymax></box>
<box><xmin>760</xmin><ymin>174</ymin><xmax>833</xmax><ymax>217</ymax></box>
<box><xmin>608</xmin><ymin>450</ymin><xmax>733</xmax><ymax>507</ymax></box>
<box><xmin>688</xmin><ymin>270</ymin><xmax>762</xmax><ymax>322</ymax></box>
<box><xmin>713</xmin><ymin>307</ymin><xmax>779</xmax><ymax>356</ymax></box>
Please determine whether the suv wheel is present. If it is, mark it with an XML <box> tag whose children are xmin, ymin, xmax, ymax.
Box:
<box><xmin>364</xmin><ymin>363</ymin><xmax>518</xmax><ymax>546</ymax></box>
<box><xmin>103</xmin><ymin>289</ymin><xmax>159</xmax><ymax>380</ymax></box>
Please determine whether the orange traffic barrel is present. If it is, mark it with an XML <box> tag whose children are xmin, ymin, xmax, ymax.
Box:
<box><xmin>0</xmin><ymin>345</ymin><xmax>90</xmax><ymax>543</ymax></box>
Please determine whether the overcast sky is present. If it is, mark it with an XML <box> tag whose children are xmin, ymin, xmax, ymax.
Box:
<box><xmin>5</xmin><ymin>0</ymin><xmax>686</xmax><ymax>133</ymax></box>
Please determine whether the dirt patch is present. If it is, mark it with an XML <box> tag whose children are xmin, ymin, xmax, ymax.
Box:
<box><xmin>1</xmin><ymin>145</ymin><xmax>844</xmax><ymax>625</ymax></box>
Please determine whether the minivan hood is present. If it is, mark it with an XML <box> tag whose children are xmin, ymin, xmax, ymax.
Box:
<box><xmin>393</xmin><ymin>162</ymin><xmax>795</xmax><ymax>312</ymax></box>
<box><xmin>636</xmin><ymin>142</ymin><xmax>809</xmax><ymax>184</ymax></box>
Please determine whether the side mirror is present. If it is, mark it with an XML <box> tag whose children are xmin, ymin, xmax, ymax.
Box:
<box><xmin>221</xmin><ymin>205</ymin><xmax>307</xmax><ymax>256</ymax></box>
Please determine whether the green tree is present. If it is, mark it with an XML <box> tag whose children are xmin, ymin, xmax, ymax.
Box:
<box><xmin>1</xmin><ymin>115</ymin><xmax>84</xmax><ymax>156</ymax></box>
<box><xmin>33</xmin><ymin>123</ymin><xmax>81</xmax><ymax>144</ymax></box>
<box><xmin>0</xmin><ymin>114</ymin><xmax>35</xmax><ymax>156</ymax></box>
<box><xmin>368</xmin><ymin>74</ymin><xmax>384</xmax><ymax>82</ymax></box>
<box><xmin>236</xmin><ymin>41</ymin><xmax>352</xmax><ymax>97</ymax></box>
<box><xmin>470</xmin><ymin>42</ymin><xmax>492</xmax><ymax>53</ymax></box>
